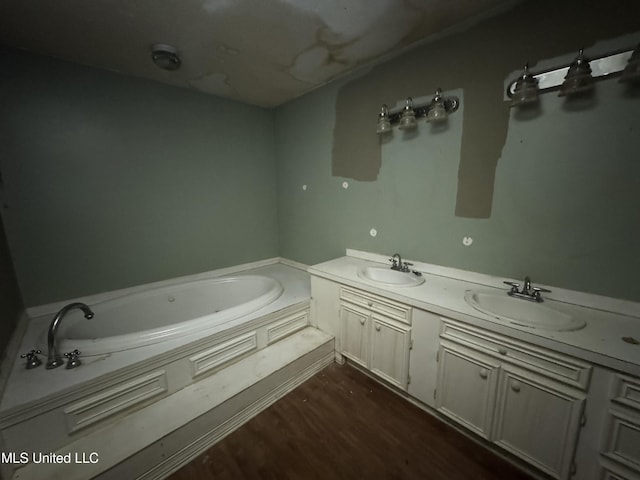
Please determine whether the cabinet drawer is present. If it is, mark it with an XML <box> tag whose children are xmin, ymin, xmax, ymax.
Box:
<box><xmin>611</xmin><ymin>374</ymin><xmax>640</xmax><ymax>412</ymax></box>
<box><xmin>441</xmin><ymin>319</ymin><xmax>592</xmax><ymax>390</ymax></box>
<box><xmin>340</xmin><ymin>286</ymin><xmax>411</xmax><ymax>325</ymax></box>
<box><xmin>603</xmin><ymin>409</ymin><xmax>640</xmax><ymax>472</ymax></box>
<box><xmin>601</xmin><ymin>461</ymin><xmax>640</xmax><ymax>480</ymax></box>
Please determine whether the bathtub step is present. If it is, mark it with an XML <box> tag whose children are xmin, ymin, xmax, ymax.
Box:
<box><xmin>10</xmin><ymin>327</ymin><xmax>334</xmax><ymax>480</ymax></box>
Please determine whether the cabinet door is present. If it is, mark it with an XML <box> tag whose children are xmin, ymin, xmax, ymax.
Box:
<box><xmin>339</xmin><ymin>303</ymin><xmax>370</xmax><ymax>368</ymax></box>
<box><xmin>436</xmin><ymin>343</ymin><xmax>500</xmax><ymax>439</ymax></box>
<box><xmin>408</xmin><ymin>309</ymin><xmax>441</xmax><ymax>408</ymax></box>
<box><xmin>493</xmin><ymin>367</ymin><xmax>585</xmax><ymax>480</ymax></box>
<box><xmin>370</xmin><ymin>314</ymin><xmax>411</xmax><ymax>390</ymax></box>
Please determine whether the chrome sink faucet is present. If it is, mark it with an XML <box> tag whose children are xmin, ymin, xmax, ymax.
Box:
<box><xmin>390</xmin><ymin>253</ymin><xmax>402</xmax><ymax>270</ymax></box>
<box><xmin>503</xmin><ymin>276</ymin><xmax>551</xmax><ymax>303</ymax></box>
<box><xmin>389</xmin><ymin>253</ymin><xmax>416</xmax><ymax>274</ymax></box>
<box><xmin>46</xmin><ymin>302</ymin><xmax>93</xmax><ymax>369</ymax></box>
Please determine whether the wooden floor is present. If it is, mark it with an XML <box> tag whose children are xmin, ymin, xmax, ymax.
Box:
<box><xmin>167</xmin><ymin>362</ymin><xmax>535</xmax><ymax>480</ymax></box>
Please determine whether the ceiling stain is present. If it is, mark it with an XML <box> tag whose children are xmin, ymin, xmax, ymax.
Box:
<box><xmin>0</xmin><ymin>0</ymin><xmax>516</xmax><ymax>107</ymax></box>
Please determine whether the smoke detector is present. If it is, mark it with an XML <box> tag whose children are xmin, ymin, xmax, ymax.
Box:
<box><xmin>151</xmin><ymin>44</ymin><xmax>181</xmax><ymax>71</ymax></box>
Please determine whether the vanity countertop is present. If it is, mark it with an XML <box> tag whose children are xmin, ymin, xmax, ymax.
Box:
<box><xmin>309</xmin><ymin>253</ymin><xmax>640</xmax><ymax>377</ymax></box>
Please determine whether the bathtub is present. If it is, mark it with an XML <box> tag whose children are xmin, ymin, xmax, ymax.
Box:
<box><xmin>37</xmin><ymin>274</ymin><xmax>284</xmax><ymax>356</ymax></box>
<box><xmin>0</xmin><ymin>263</ymin><xmax>335</xmax><ymax>480</ymax></box>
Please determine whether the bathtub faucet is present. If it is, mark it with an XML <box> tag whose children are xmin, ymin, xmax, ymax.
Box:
<box><xmin>46</xmin><ymin>302</ymin><xmax>93</xmax><ymax>369</ymax></box>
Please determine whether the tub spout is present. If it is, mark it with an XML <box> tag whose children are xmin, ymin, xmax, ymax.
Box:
<box><xmin>46</xmin><ymin>302</ymin><xmax>93</xmax><ymax>369</ymax></box>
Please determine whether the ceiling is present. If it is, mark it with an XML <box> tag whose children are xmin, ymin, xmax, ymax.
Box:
<box><xmin>0</xmin><ymin>0</ymin><xmax>515</xmax><ymax>107</ymax></box>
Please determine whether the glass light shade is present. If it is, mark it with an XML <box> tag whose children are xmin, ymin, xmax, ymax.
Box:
<box><xmin>376</xmin><ymin>104</ymin><xmax>392</xmax><ymax>134</ymax></box>
<box><xmin>620</xmin><ymin>43</ymin><xmax>640</xmax><ymax>84</ymax></box>
<box><xmin>426</xmin><ymin>103</ymin><xmax>446</xmax><ymax>122</ymax></box>
<box><xmin>559</xmin><ymin>50</ymin><xmax>594</xmax><ymax>97</ymax></box>
<box><xmin>398</xmin><ymin>98</ymin><xmax>417</xmax><ymax>130</ymax></box>
<box><xmin>510</xmin><ymin>64</ymin><xmax>539</xmax><ymax>107</ymax></box>
<box><xmin>426</xmin><ymin>88</ymin><xmax>448</xmax><ymax>122</ymax></box>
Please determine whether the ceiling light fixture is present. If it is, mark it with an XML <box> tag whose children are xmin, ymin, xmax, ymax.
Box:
<box><xmin>151</xmin><ymin>44</ymin><xmax>181</xmax><ymax>71</ymax></box>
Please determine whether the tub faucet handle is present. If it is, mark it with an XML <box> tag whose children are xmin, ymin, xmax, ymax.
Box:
<box><xmin>64</xmin><ymin>349</ymin><xmax>82</xmax><ymax>369</ymax></box>
<box><xmin>20</xmin><ymin>349</ymin><xmax>42</xmax><ymax>369</ymax></box>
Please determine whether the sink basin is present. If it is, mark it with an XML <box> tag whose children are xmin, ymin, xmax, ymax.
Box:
<box><xmin>464</xmin><ymin>290</ymin><xmax>586</xmax><ymax>332</ymax></box>
<box><xmin>357</xmin><ymin>266</ymin><xmax>425</xmax><ymax>287</ymax></box>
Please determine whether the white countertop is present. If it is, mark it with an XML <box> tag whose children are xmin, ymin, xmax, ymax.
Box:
<box><xmin>308</xmin><ymin>253</ymin><xmax>640</xmax><ymax>377</ymax></box>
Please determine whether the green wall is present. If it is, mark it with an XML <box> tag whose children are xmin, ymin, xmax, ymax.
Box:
<box><xmin>0</xmin><ymin>47</ymin><xmax>279</xmax><ymax>306</ymax></box>
<box><xmin>0</xmin><ymin>215</ymin><xmax>23</xmax><ymax>358</ymax></box>
<box><xmin>276</xmin><ymin>1</ymin><xmax>640</xmax><ymax>302</ymax></box>
<box><xmin>1</xmin><ymin>0</ymin><xmax>639</xmax><ymax>314</ymax></box>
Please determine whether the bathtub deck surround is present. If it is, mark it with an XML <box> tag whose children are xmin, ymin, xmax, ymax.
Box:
<box><xmin>0</xmin><ymin>260</ymin><xmax>327</xmax><ymax>480</ymax></box>
<box><xmin>1</xmin><ymin>262</ymin><xmax>308</xmax><ymax>411</ymax></box>
<box><xmin>308</xmin><ymin>249</ymin><xmax>640</xmax><ymax>480</ymax></box>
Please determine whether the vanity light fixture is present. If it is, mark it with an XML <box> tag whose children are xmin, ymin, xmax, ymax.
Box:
<box><xmin>151</xmin><ymin>44</ymin><xmax>181</xmax><ymax>71</ymax></box>
<box><xmin>558</xmin><ymin>49</ymin><xmax>594</xmax><ymax>97</ymax></box>
<box><xmin>620</xmin><ymin>43</ymin><xmax>640</xmax><ymax>84</ymax></box>
<box><xmin>506</xmin><ymin>45</ymin><xmax>638</xmax><ymax>105</ymax></box>
<box><xmin>399</xmin><ymin>98</ymin><xmax>417</xmax><ymax>130</ymax></box>
<box><xmin>426</xmin><ymin>88</ymin><xmax>448</xmax><ymax>122</ymax></box>
<box><xmin>376</xmin><ymin>90</ymin><xmax>460</xmax><ymax>134</ymax></box>
<box><xmin>509</xmin><ymin>64</ymin><xmax>539</xmax><ymax>107</ymax></box>
<box><xmin>376</xmin><ymin>104</ymin><xmax>392</xmax><ymax>134</ymax></box>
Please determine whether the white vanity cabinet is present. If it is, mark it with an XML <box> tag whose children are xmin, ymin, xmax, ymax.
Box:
<box><xmin>437</xmin><ymin>341</ymin><xmax>500</xmax><ymax>439</ymax></box>
<box><xmin>493</xmin><ymin>365</ymin><xmax>586</xmax><ymax>479</ymax></box>
<box><xmin>437</xmin><ymin>318</ymin><xmax>592</xmax><ymax>480</ymax></box>
<box><xmin>600</xmin><ymin>374</ymin><xmax>640</xmax><ymax>480</ymax></box>
<box><xmin>338</xmin><ymin>286</ymin><xmax>412</xmax><ymax>390</ymax></box>
<box><xmin>339</xmin><ymin>302</ymin><xmax>370</xmax><ymax>368</ymax></box>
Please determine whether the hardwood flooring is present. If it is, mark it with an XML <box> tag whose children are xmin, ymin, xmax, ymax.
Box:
<box><xmin>167</xmin><ymin>362</ymin><xmax>535</xmax><ymax>480</ymax></box>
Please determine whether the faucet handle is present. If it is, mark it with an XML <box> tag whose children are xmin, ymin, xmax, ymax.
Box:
<box><xmin>503</xmin><ymin>281</ymin><xmax>520</xmax><ymax>293</ymax></box>
<box><xmin>64</xmin><ymin>349</ymin><xmax>82</xmax><ymax>369</ymax></box>
<box><xmin>20</xmin><ymin>349</ymin><xmax>42</xmax><ymax>369</ymax></box>
<box><xmin>532</xmin><ymin>287</ymin><xmax>551</xmax><ymax>302</ymax></box>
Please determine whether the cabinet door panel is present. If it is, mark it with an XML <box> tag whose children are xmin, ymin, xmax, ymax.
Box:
<box><xmin>370</xmin><ymin>315</ymin><xmax>411</xmax><ymax>390</ymax></box>
<box><xmin>494</xmin><ymin>368</ymin><xmax>585</xmax><ymax>480</ymax></box>
<box><xmin>339</xmin><ymin>304</ymin><xmax>369</xmax><ymax>368</ymax></box>
<box><xmin>436</xmin><ymin>344</ymin><xmax>499</xmax><ymax>439</ymax></box>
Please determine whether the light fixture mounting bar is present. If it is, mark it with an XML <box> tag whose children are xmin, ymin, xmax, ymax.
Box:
<box><xmin>386</xmin><ymin>97</ymin><xmax>460</xmax><ymax>125</ymax></box>
<box><xmin>507</xmin><ymin>48</ymin><xmax>634</xmax><ymax>97</ymax></box>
